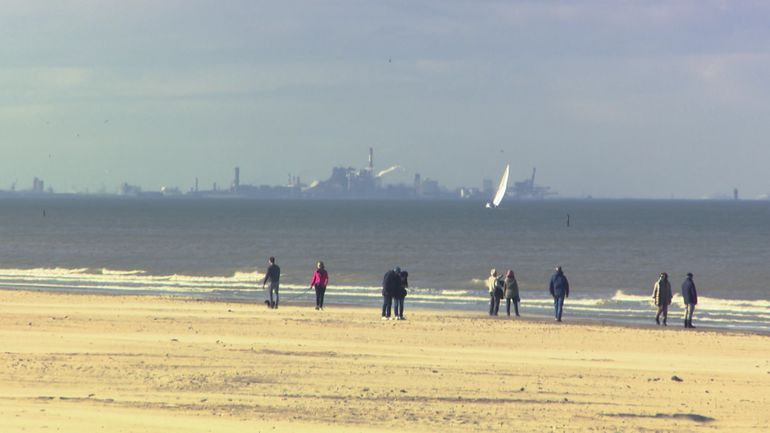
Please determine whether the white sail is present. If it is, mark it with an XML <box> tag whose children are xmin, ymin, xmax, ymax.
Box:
<box><xmin>489</xmin><ymin>164</ymin><xmax>510</xmax><ymax>208</ymax></box>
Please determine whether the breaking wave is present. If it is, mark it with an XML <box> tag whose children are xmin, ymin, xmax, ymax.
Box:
<box><xmin>0</xmin><ymin>269</ymin><xmax>767</xmax><ymax>331</ymax></box>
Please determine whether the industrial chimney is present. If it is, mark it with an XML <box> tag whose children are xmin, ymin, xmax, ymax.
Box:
<box><xmin>368</xmin><ymin>147</ymin><xmax>374</xmax><ymax>171</ymax></box>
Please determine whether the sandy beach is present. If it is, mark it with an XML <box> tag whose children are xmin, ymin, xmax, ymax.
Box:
<box><xmin>1</xmin><ymin>290</ymin><xmax>768</xmax><ymax>432</ymax></box>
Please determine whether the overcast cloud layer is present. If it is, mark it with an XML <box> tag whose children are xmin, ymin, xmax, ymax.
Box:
<box><xmin>2</xmin><ymin>1</ymin><xmax>769</xmax><ymax>198</ymax></box>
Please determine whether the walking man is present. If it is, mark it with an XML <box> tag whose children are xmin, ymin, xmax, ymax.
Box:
<box><xmin>652</xmin><ymin>272</ymin><xmax>673</xmax><ymax>325</ymax></box>
<box><xmin>681</xmin><ymin>272</ymin><xmax>698</xmax><ymax>328</ymax></box>
<box><xmin>549</xmin><ymin>266</ymin><xmax>569</xmax><ymax>322</ymax></box>
<box><xmin>262</xmin><ymin>256</ymin><xmax>281</xmax><ymax>309</ymax></box>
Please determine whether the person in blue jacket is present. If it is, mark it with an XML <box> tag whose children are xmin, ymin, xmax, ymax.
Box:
<box><xmin>681</xmin><ymin>272</ymin><xmax>698</xmax><ymax>328</ymax></box>
<box><xmin>549</xmin><ymin>266</ymin><xmax>569</xmax><ymax>322</ymax></box>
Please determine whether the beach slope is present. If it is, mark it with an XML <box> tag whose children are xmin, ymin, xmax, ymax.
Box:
<box><xmin>1</xmin><ymin>290</ymin><xmax>768</xmax><ymax>432</ymax></box>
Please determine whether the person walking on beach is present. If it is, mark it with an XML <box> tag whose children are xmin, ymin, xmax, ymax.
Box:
<box><xmin>488</xmin><ymin>269</ymin><xmax>503</xmax><ymax>316</ymax></box>
<box><xmin>503</xmin><ymin>270</ymin><xmax>520</xmax><ymax>317</ymax></box>
<box><xmin>549</xmin><ymin>266</ymin><xmax>569</xmax><ymax>322</ymax></box>
<box><xmin>681</xmin><ymin>272</ymin><xmax>698</xmax><ymax>328</ymax></box>
<box><xmin>382</xmin><ymin>266</ymin><xmax>401</xmax><ymax>320</ymax></box>
<box><xmin>262</xmin><ymin>256</ymin><xmax>281</xmax><ymax>309</ymax></box>
<box><xmin>309</xmin><ymin>261</ymin><xmax>329</xmax><ymax>311</ymax></box>
<box><xmin>651</xmin><ymin>272</ymin><xmax>673</xmax><ymax>326</ymax></box>
<box><xmin>393</xmin><ymin>270</ymin><xmax>408</xmax><ymax>320</ymax></box>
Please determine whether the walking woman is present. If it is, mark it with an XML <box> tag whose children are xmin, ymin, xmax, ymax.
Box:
<box><xmin>503</xmin><ymin>270</ymin><xmax>520</xmax><ymax>317</ymax></box>
<box><xmin>488</xmin><ymin>269</ymin><xmax>502</xmax><ymax>316</ymax></box>
<box><xmin>309</xmin><ymin>261</ymin><xmax>329</xmax><ymax>310</ymax></box>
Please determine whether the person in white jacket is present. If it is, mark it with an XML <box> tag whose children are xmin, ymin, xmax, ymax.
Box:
<box><xmin>487</xmin><ymin>269</ymin><xmax>502</xmax><ymax>316</ymax></box>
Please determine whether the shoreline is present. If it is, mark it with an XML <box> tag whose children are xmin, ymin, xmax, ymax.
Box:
<box><xmin>3</xmin><ymin>287</ymin><xmax>768</xmax><ymax>337</ymax></box>
<box><xmin>2</xmin><ymin>289</ymin><xmax>769</xmax><ymax>432</ymax></box>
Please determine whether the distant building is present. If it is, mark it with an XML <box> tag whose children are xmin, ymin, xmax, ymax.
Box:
<box><xmin>510</xmin><ymin>168</ymin><xmax>556</xmax><ymax>199</ymax></box>
<box><xmin>482</xmin><ymin>178</ymin><xmax>494</xmax><ymax>195</ymax></box>
<box><xmin>120</xmin><ymin>182</ymin><xmax>142</xmax><ymax>196</ymax></box>
<box><xmin>32</xmin><ymin>177</ymin><xmax>45</xmax><ymax>193</ymax></box>
<box><xmin>232</xmin><ymin>167</ymin><xmax>240</xmax><ymax>191</ymax></box>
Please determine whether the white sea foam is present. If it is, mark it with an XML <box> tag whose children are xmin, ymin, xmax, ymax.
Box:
<box><xmin>0</xmin><ymin>267</ymin><xmax>767</xmax><ymax>331</ymax></box>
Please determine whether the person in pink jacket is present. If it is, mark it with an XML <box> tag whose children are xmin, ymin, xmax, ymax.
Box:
<box><xmin>310</xmin><ymin>261</ymin><xmax>329</xmax><ymax>310</ymax></box>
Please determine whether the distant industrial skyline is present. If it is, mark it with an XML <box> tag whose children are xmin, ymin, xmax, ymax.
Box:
<box><xmin>2</xmin><ymin>1</ymin><xmax>770</xmax><ymax>198</ymax></box>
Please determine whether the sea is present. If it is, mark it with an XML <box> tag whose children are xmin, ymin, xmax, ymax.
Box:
<box><xmin>0</xmin><ymin>197</ymin><xmax>768</xmax><ymax>332</ymax></box>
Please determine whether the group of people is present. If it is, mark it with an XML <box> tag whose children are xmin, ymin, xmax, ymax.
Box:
<box><xmin>487</xmin><ymin>265</ymin><xmax>700</xmax><ymax>328</ymax></box>
<box><xmin>381</xmin><ymin>266</ymin><xmax>409</xmax><ymax>320</ymax></box>
<box><xmin>487</xmin><ymin>269</ymin><xmax>521</xmax><ymax>317</ymax></box>
<box><xmin>487</xmin><ymin>266</ymin><xmax>567</xmax><ymax>320</ymax></box>
<box><xmin>260</xmin><ymin>256</ymin><xmax>329</xmax><ymax>311</ymax></box>
<box><xmin>260</xmin><ymin>257</ymin><xmax>410</xmax><ymax>321</ymax></box>
<box><xmin>260</xmin><ymin>255</ymin><xmax>700</xmax><ymax>329</ymax></box>
<box><xmin>652</xmin><ymin>271</ymin><xmax>699</xmax><ymax>328</ymax></box>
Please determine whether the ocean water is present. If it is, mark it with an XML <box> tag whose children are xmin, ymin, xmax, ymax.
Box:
<box><xmin>0</xmin><ymin>197</ymin><xmax>768</xmax><ymax>332</ymax></box>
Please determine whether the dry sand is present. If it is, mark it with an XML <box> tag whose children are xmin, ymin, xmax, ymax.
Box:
<box><xmin>1</xmin><ymin>290</ymin><xmax>768</xmax><ymax>432</ymax></box>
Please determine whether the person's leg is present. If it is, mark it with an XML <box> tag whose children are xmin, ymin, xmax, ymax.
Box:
<box><xmin>514</xmin><ymin>300</ymin><xmax>520</xmax><ymax>317</ymax></box>
<box><xmin>553</xmin><ymin>297</ymin><xmax>559</xmax><ymax>320</ymax></box>
<box><xmin>273</xmin><ymin>283</ymin><xmax>279</xmax><ymax>308</ymax></box>
<box><xmin>494</xmin><ymin>296</ymin><xmax>500</xmax><ymax>315</ymax></box>
<box><xmin>683</xmin><ymin>304</ymin><xmax>690</xmax><ymax>327</ymax></box>
<box><xmin>506</xmin><ymin>299</ymin><xmax>511</xmax><ymax>316</ymax></box>
<box><xmin>399</xmin><ymin>298</ymin><xmax>405</xmax><ymax>318</ymax></box>
<box><xmin>382</xmin><ymin>295</ymin><xmax>389</xmax><ymax>317</ymax></box>
<box><xmin>655</xmin><ymin>306</ymin><xmax>662</xmax><ymax>324</ymax></box>
<box><xmin>265</xmin><ymin>284</ymin><xmax>273</xmax><ymax>307</ymax></box>
<box><xmin>394</xmin><ymin>297</ymin><xmax>401</xmax><ymax>318</ymax></box>
<box><xmin>489</xmin><ymin>294</ymin><xmax>495</xmax><ymax>316</ymax></box>
<box><xmin>688</xmin><ymin>305</ymin><xmax>696</xmax><ymax>328</ymax></box>
<box><xmin>315</xmin><ymin>285</ymin><xmax>321</xmax><ymax>309</ymax></box>
<box><xmin>662</xmin><ymin>304</ymin><xmax>668</xmax><ymax>325</ymax></box>
<box><xmin>319</xmin><ymin>285</ymin><xmax>326</xmax><ymax>309</ymax></box>
<box><xmin>556</xmin><ymin>296</ymin><xmax>564</xmax><ymax>321</ymax></box>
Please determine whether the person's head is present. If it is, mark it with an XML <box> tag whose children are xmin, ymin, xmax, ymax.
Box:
<box><xmin>400</xmin><ymin>270</ymin><xmax>408</xmax><ymax>278</ymax></box>
<box><xmin>555</xmin><ymin>266</ymin><xmax>563</xmax><ymax>273</ymax></box>
<box><xmin>490</xmin><ymin>268</ymin><xmax>497</xmax><ymax>277</ymax></box>
<box><xmin>687</xmin><ymin>272</ymin><xmax>693</xmax><ymax>279</ymax></box>
<box><xmin>660</xmin><ymin>272</ymin><xmax>668</xmax><ymax>279</ymax></box>
<box><xmin>268</xmin><ymin>256</ymin><xmax>275</xmax><ymax>264</ymax></box>
<box><xmin>317</xmin><ymin>261</ymin><xmax>324</xmax><ymax>270</ymax></box>
<box><xmin>506</xmin><ymin>270</ymin><xmax>514</xmax><ymax>279</ymax></box>
<box><xmin>394</xmin><ymin>266</ymin><xmax>401</xmax><ymax>274</ymax></box>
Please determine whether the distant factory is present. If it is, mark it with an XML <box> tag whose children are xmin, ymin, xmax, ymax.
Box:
<box><xmin>510</xmin><ymin>168</ymin><xmax>557</xmax><ymax>199</ymax></box>
<box><xmin>0</xmin><ymin>149</ymin><xmax>560</xmax><ymax>201</ymax></box>
<box><xmin>146</xmin><ymin>148</ymin><xmax>558</xmax><ymax>201</ymax></box>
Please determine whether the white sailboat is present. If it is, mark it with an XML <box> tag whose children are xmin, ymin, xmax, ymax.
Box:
<box><xmin>485</xmin><ymin>164</ymin><xmax>510</xmax><ymax>208</ymax></box>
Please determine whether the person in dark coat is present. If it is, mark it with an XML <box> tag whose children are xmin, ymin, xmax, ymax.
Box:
<box><xmin>393</xmin><ymin>270</ymin><xmax>408</xmax><ymax>320</ymax></box>
<box><xmin>261</xmin><ymin>256</ymin><xmax>280</xmax><ymax>309</ymax></box>
<box><xmin>652</xmin><ymin>272</ymin><xmax>673</xmax><ymax>325</ymax></box>
<box><xmin>549</xmin><ymin>266</ymin><xmax>569</xmax><ymax>322</ymax></box>
<box><xmin>381</xmin><ymin>267</ymin><xmax>401</xmax><ymax>320</ymax></box>
<box><xmin>681</xmin><ymin>272</ymin><xmax>698</xmax><ymax>328</ymax></box>
<box><xmin>503</xmin><ymin>270</ymin><xmax>520</xmax><ymax>317</ymax></box>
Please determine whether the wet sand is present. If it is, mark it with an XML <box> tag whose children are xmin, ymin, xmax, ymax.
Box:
<box><xmin>1</xmin><ymin>290</ymin><xmax>768</xmax><ymax>432</ymax></box>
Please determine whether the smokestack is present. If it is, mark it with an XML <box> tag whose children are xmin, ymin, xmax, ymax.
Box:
<box><xmin>368</xmin><ymin>147</ymin><xmax>374</xmax><ymax>171</ymax></box>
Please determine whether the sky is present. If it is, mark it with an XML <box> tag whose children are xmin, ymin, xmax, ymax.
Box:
<box><xmin>1</xmin><ymin>0</ymin><xmax>769</xmax><ymax>198</ymax></box>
